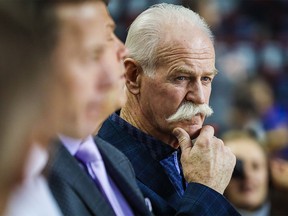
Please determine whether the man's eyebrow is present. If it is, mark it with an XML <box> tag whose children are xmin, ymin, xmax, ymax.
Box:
<box><xmin>173</xmin><ymin>66</ymin><xmax>218</xmax><ymax>76</ymax></box>
<box><xmin>203</xmin><ymin>69</ymin><xmax>218</xmax><ymax>76</ymax></box>
<box><xmin>213</xmin><ymin>68</ymin><xmax>218</xmax><ymax>75</ymax></box>
<box><xmin>173</xmin><ymin>66</ymin><xmax>192</xmax><ymax>74</ymax></box>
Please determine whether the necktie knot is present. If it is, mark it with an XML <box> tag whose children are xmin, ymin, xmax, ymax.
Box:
<box><xmin>75</xmin><ymin>138</ymin><xmax>99</xmax><ymax>163</ymax></box>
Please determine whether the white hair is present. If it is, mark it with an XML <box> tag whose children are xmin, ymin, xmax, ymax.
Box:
<box><xmin>166</xmin><ymin>102</ymin><xmax>213</xmax><ymax>123</ymax></box>
<box><xmin>125</xmin><ymin>3</ymin><xmax>213</xmax><ymax>77</ymax></box>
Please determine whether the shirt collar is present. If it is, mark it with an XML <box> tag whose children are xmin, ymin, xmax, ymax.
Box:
<box><xmin>58</xmin><ymin>134</ymin><xmax>82</xmax><ymax>156</ymax></box>
<box><xmin>110</xmin><ymin>112</ymin><xmax>176</xmax><ymax>161</ymax></box>
<box><xmin>58</xmin><ymin>134</ymin><xmax>103</xmax><ymax>161</ymax></box>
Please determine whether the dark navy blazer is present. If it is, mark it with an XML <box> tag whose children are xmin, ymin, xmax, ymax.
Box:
<box><xmin>98</xmin><ymin>115</ymin><xmax>241</xmax><ymax>216</ymax></box>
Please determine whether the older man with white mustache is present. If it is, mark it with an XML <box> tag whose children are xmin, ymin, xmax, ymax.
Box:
<box><xmin>98</xmin><ymin>3</ymin><xmax>239</xmax><ymax>216</ymax></box>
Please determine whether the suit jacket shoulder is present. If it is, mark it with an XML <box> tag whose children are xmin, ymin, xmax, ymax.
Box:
<box><xmin>98</xmin><ymin>115</ymin><xmax>240</xmax><ymax>216</ymax></box>
<box><xmin>46</xmin><ymin>139</ymin><xmax>150</xmax><ymax>216</ymax></box>
<box><xmin>45</xmin><ymin>141</ymin><xmax>115</xmax><ymax>216</ymax></box>
<box><xmin>94</xmin><ymin>136</ymin><xmax>151</xmax><ymax>215</ymax></box>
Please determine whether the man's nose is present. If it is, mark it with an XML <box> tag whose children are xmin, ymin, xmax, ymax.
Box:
<box><xmin>185</xmin><ymin>81</ymin><xmax>205</xmax><ymax>104</ymax></box>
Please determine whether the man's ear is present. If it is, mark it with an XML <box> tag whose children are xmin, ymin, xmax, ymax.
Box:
<box><xmin>124</xmin><ymin>58</ymin><xmax>142</xmax><ymax>95</ymax></box>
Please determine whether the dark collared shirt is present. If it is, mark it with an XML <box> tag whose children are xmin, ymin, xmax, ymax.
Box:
<box><xmin>110</xmin><ymin>113</ymin><xmax>185</xmax><ymax>196</ymax></box>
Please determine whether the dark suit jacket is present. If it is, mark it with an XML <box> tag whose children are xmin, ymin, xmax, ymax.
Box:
<box><xmin>46</xmin><ymin>136</ymin><xmax>151</xmax><ymax>216</ymax></box>
<box><xmin>98</xmin><ymin>115</ymin><xmax>241</xmax><ymax>216</ymax></box>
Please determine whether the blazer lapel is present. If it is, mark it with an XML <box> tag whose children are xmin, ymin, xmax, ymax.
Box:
<box><xmin>98</xmin><ymin>118</ymin><xmax>181</xmax><ymax>209</ymax></box>
<box><xmin>95</xmin><ymin>136</ymin><xmax>150</xmax><ymax>215</ymax></box>
<box><xmin>47</xmin><ymin>142</ymin><xmax>116</xmax><ymax>216</ymax></box>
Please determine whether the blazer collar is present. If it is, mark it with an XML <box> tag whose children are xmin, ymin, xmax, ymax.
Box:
<box><xmin>95</xmin><ymin>136</ymin><xmax>151</xmax><ymax>215</ymax></box>
<box><xmin>48</xmin><ymin>142</ymin><xmax>116</xmax><ymax>216</ymax></box>
<box><xmin>98</xmin><ymin>118</ymin><xmax>181</xmax><ymax>209</ymax></box>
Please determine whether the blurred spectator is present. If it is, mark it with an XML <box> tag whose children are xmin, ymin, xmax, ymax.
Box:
<box><xmin>269</xmin><ymin>145</ymin><xmax>288</xmax><ymax>191</ymax></box>
<box><xmin>222</xmin><ymin>130</ymin><xmax>270</xmax><ymax>215</ymax></box>
<box><xmin>268</xmin><ymin>141</ymin><xmax>288</xmax><ymax>216</ymax></box>
<box><xmin>230</xmin><ymin>77</ymin><xmax>288</xmax><ymax>152</ymax></box>
<box><xmin>222</xmin><ymin>130</ymin><xmax>288</xmax><ymax>215</ymax></box>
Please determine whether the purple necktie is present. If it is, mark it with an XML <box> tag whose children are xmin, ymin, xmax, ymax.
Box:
<box><xmin>75</xmin><ymin>138</ymin><xmax>129</xmax><ymax>216</ymax></box>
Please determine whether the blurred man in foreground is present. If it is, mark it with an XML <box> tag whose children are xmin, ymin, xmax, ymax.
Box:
<box><xmin>41</xmin><ymin>0</ymin><xmax>151</xmax><ymax>215</ymax></box>
<box><xmin>0</xmin><ymin>4</ymin><xmax>64</xmax><ymax>215</ymax></box>
<box><xmin>1</xmin><ymin>0</ymin><xmax>151</xmax><ymax>215</ymax></box>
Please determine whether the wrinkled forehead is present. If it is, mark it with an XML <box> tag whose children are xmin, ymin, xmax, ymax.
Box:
<box><xmin>156</xmin><ymin>24</ymin><xmax>214</xmax><ymax>58</ymax></box>
<box><xmin>154</xmin><ymin>33</ymin><xmax>215</xmax><ymax>72</ymax></box>
<box><xmin>163</xmin><ymin>23</ymin><xmax>213</xmax><ymax>50</ymax></box>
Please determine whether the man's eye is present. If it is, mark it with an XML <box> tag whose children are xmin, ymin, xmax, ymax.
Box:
<box><xmin>176</xmin><ymin>76</ymin><xmax>188</xmax><ymax>81</ymax></box>
<box><xmin>201</xmin><ymin>76</ymin><xmax>212</xmax><ymax>83</ymax></box>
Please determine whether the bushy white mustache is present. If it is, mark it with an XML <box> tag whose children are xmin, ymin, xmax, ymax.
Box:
<box><xmin>166</xmin><ymin>102</ymin><xmax>213</xmax><ymax>123</ymax></box>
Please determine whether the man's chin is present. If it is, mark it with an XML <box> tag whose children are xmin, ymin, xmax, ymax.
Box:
<box><xmin>176</xmin><ymin>123</ymin><xmax>202</xmax><ymax>138</ymax></box>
